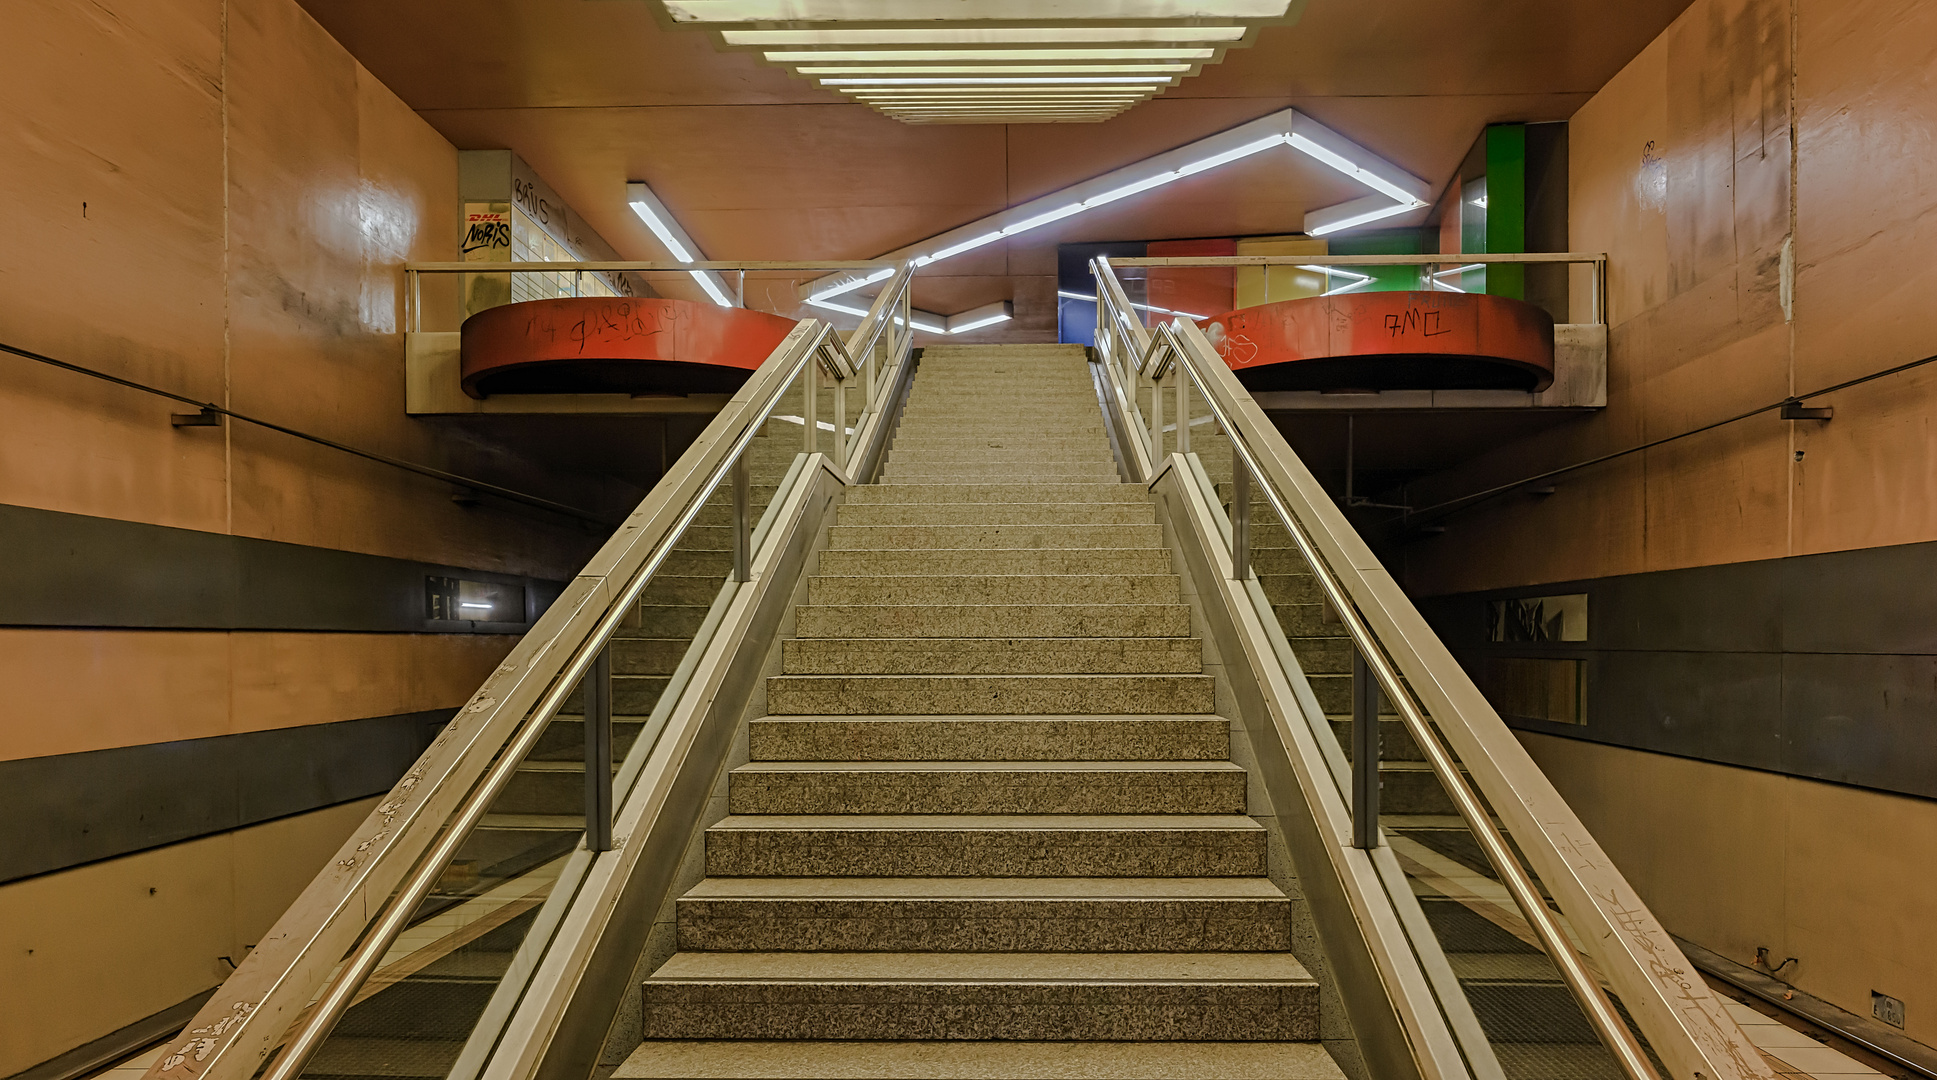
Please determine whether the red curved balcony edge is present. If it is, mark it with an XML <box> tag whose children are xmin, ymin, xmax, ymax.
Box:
<box><xmin>1196</xmin><ymin>291</ymin><xmax>1556</xmax><ymax>393</ymax></box>
<box><xmin>460</xmin><ymin>296</ymin><xmax>798</xmax><ymax>399</ymax></box>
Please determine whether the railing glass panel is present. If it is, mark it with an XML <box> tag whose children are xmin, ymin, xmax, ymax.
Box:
<box><xmin>1087</xmin><ymin>254</ymin><xmax>1769</xmax><ymax>1080</ymax></box>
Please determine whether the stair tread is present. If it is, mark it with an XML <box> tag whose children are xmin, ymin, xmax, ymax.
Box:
<box><xmin>681</xmin><ymin>876</ymin><xmax>1287</xmax><ymax>900</ymax></box>
<box><xmin>710</xmin><ymin>814</ymin><xmax>1262</xmax><ymax>831</ymax></box>
<box><xmin>732</xmin><ymin>760</ymin><xmax>1245</xmax><ymax>774</ymax></box>
<box><xmin>615</xmin><ymin>1039</ymin><xmax>1343</xmax><ymax>1079</ymax></box>
<box><xmin>647</xmin><ymin>950</ymin><xmax>1313</xmax><ymax>983</ymax></box>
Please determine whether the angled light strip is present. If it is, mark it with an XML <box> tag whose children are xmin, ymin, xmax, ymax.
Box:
<box><xmin>802</xmin><ymin>107</ymin><xmax>1431</xmax><ymax>304</ymax></box>
<box><xmin>1057</xmin><ymin>289</ymin><xmax>1208</xmax><ymax>320</ymax></box>
<box><xmin>945</xmin><ymin>300</ymin><xmax>1014</xmax><ymax>334</ymax></box>
<box><xmin>765</xmin><ymin>48</ymin><xmax>1219</xmax><ymax>61</ymax></box>
<box><xmin>721</xmin><ymin>27</ymin><xmax>1250</xmax><ymax>45</ymax></box>
<box><xmin>1298</xmin><ymin>264</ymin><xmax>1376</xmax><ymax>295</ymax></box>
<box><xmin>1287</xmin><ymin>133</ymin><xmax>1424</xmax><ymax>206</ymax></box>
<box><xmin>624</xmin><ymin>181</ymin><xmax>738</xmax><ymax>308</ymax></box>
<box><xmin>1427</xmin><ymin>262</ymin><xmax>1484</xmax><ymax>293</ymax></box>
<box><xmin>1305</xmin><ymin>194</ymin><xmax>1425</xmax><ymax>237</ymax></box>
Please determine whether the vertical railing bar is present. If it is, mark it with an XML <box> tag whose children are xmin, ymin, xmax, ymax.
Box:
<box><xmin>833</xmin><ymin>375</ymin><xmax>848</xmax><ymax>469</ymax></box>
<box><xmin>803</xmin><ymin>362</ymin><xmax>817</xmax><ymax>453</ymax></box>
<box><xmin>1177</xmin><ymin>355</ymin><xmax>1191</xmax><ymax>455</ymax></box>
<box><xmin>1231</xmin><ymin>454</ymin><xmax>1250</xmax><ymax>582</ymax></box>
<box><xmin>1151</xmin><ymin>363</ymin><xmax>1165</xmax><ymax>457</ymax></box>
<box><xmin>731</xmin><ymin>456</ymin><xmax>750</xmax><ymax>583</ymax></box>
<box><xmin>584</xmin><ymin>645</ymin><xmax>613</xmax><ymax>853</ymax></box>
<box><xmin>1352</xmin><ymin>649</ymin><xmax>1380</xmax><ymax>850</ymax></box>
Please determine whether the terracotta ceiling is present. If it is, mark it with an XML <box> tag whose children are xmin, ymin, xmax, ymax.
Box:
<box><xmin>298</xmin><ymin>0</ymin><xmax>1693</xmax><ymax>337</ymax></box>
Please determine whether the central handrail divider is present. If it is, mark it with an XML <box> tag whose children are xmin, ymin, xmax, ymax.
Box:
<box><xmin>150</xmin><ymin>264</ymin><xmax>917</xmax><ymax>1080</ymax></box>
<box><xmin>1088</xmin><ymin>255</ymin><xmax>1773</xmax><ymax>1080</ymax></box>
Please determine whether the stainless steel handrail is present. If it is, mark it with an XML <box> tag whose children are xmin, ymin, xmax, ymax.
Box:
<box><xmin>150</xmin><ymin>264</ymin><xmax>919</xmax><ymax>1080</ymax></box>
<box><xmin>1102</xmin><ymin>251</ymin><xmax>1609</xmax><ymax>324</ymax></box>
<box><xmin>1088</xmin><ymin>255</ymin><xmax>1773</xmax><ymax>1080</ymax></box>
<box><xmin>400</xmin><ymin>259</ymin><xmax>901</xmax><ymax>333</ymax></box>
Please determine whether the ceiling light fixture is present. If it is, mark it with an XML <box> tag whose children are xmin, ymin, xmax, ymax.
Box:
<box><xmin>800</xmin><ymin>107</ymin><xmax>1429</xmax><ymax>308</ymax></box>
<box><xmin>624</xmin><ymin>182</ymin><xmax>738</xmax><ymax>307</ymax></box>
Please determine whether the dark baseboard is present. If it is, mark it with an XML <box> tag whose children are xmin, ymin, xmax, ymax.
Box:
<box><xmin>5</xmin><ymin>989</ymin><xmax>213</xmax><ymax>1080</ymax></box>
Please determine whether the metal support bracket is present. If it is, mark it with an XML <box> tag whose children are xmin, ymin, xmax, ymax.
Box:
<box><xmin>1352</xmin><ymin>649</ymin><xmax>1381</xmax><ymax>850</ymax></box>
<box><xmin>585</xmin><ymin>645</ymin><xmax>613</xmax><ymax>853</ymax></box>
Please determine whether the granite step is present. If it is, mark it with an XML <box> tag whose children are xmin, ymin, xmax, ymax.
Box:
<box><xmin>748</xmin><ymin>715</ymin><xmax>1230</xmax><ymax>762</ymax></box>
<box><xmin>674</xmin><ymin>876</ymin><xmax>1294</xmax><ymax>952</ymax></box>
<box><xmin>781</xmin><ymin>637</ymin><xmax>1202</xmax><ymax>675</ymax></box>
<box><xmin>704</xmin><ymin>815</ymin><xmax>1268</xmax><ymax>877</ymax></box>
<box><xmin>793</xmin><ymin>604</ymin><xmax>1194</xmax><ymax>640</ymax></box>
<box><xmin>615</xmin><ymin>1038</ymin><xmax>1345</xmax><ymax>1079</ymax></box>
<box><xmin>827</xmin><ymin>523</ymin><xmax>1164</xmax><ymax>550</ymax></box>
<box><xmin>887</xmin><ymin>444</ymin><xmax>1114</xmax><ymax>459</ymax></box>
<box><xmin>843</xmin><ymin>483</ymin><xmax>1141</xmax><ymax>504</ymax></box>
<box><xmin>815</xmin><ymin>547</ymin><xmax>1171</xmax><ymax>576</ymax></box>
<box><xmin>833</xmin><ymin>502</ymin><xmax>1154</xmax><ymax>527</ymax></box>
<box><xmin>764</xmin><ymin>673</ymin><xmax>1216</xmax><ymax>716</ymax></box>
<box><xmin>612</xmin><ymin>637</ymin><xmax>697</xmax><ymax>675</ymax></box>
<box><xmin>805</xmin><ymin>574</ymin><xmax>1179</xmax><ymax>606</ymax></box>
<box><xmin>727</xmin><ymin>760</ymin><xmax>1248</xmax><ymax>815</ymax></box>
<box><xmin>639</xmin><ymin>951</ymin><xmax>1319</xmax><ymax>1042</ymax></box>
<box><xmin>881</xmin><ymin>467</ymin><xmax>1122</xmax><ymax>483</ymax></box>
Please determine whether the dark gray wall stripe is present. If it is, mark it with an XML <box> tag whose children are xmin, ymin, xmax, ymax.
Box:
<box><xmin>0</xmin><ymin>502</ymin><xmax>567</xmax><ymax>632</ymax></box>
<box><xmin>1417</xmin><ymin>538</ymin><xmax>1937</xmax><ymax>801</ymax></box>
<box><xmin>0</xmin><ymin>710</ymin><xmax>454</xmax><ymax>884</ymax></box>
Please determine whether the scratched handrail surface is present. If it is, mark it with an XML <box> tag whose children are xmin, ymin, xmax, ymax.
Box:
<box><xmin>146</xmin><ymin>265</ymin><xmax>916</xmax><ymax>1080</ymax></box>
<box><xmin>1088</xmin><ymin>255</ymin><xmax>1772</xmax><ymax>1080</ymax></box>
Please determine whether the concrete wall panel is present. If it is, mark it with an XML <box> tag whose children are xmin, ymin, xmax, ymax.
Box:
<box><xmin>1519</xmin><ymin>734</ymin><xmax>1937</xmax><ymax>1047</ymax></box>
<box><xmin>0</xmin><ymin>798</ymin><xmax>377</xmax><ymax>1076</ymax></box>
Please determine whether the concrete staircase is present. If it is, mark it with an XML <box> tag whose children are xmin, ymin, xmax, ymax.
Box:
<box><xmin>619</xmin><ymin>345</ymin><xmax>1344</xmax><ymax>1079</ymax></box>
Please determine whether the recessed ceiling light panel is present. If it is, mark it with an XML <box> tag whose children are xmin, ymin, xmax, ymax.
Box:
<box><xmin>677</xmin><ymin>3</ymin><xmax>1306</xmax><ymax>123</ymax></box>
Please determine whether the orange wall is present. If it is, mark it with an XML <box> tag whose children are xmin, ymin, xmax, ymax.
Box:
<box><xmin>0</xmin><ymin>0</ymin><xmax>616</xmax><ymax>1068</ymax></box>
<box><xmin>1397</xmin><ymin>0</ymin><xmax>1937</xmax><ymax>1038</ymax></box>
<box><xmin>1404</xmin><ymin>0</ymin><xmax>1937</xmax><ymax>591</ymax></box>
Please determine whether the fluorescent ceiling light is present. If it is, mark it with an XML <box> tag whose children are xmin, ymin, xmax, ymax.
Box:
<box><xmin>625</xmin><ymin>181</ymin><xmax>738</xmax><ymax>307</ymax></box>
<box><xmin>1307</xmin><ymin>199</ymin><xmax>1424</xmax><ymax>236</ymax></box>
<box><xmin>803</xmin><ymin>294</ymin><xmax>874</xmax><ymax>318</ymax></box>
<box><xmin>766</xmin><ymin>47</ymin><xmax>1218</xmax><ymax>61</ymax></box>
<box><xmin>628</xmin><ymin>199</ymin><xmax>695</xmax><ymax>263</ymax></box>
<box><xmin>799</xmin><ymin>64</ymin><xmax>1192</xmax><ymax>74</ymax></box>
<box><xmin>944</xmin><ymin>300</ymin><xmax>1014</xmax><ymax>333</ymax></box>
<box><xmin>815</xmin><ymin>265</ymin><xmax>895</xmax><ymax>298</ymax></box>
<box><xmin>821</xmin><ymin>75</ymin><xmax>1173</xmax><ymax>85</ymax></box>
<box><xmin>1287</xmin><ymin>133</ymin><xmax>1421</xmax><ymax>206</ymax></box>
<box><xmin>673</xmin><ymin>0</ymin><xmax>1285</xmax><ymax>23</ymax></box>
<box><xmin>721</xmin><ymin>27</ymin><xmax>1250</xmax><ymax>45</ymax></box>
<box><xmin>915</xmin><ymin>230</ymin><xmax>1005</xmax><ymax>264</ymax></box>
<box><xmin>1470</xmin><ymin>194</ymin><xmax>1488</xmax><ymax>207</ymax></box>
<box><xmin>1176</xmin><ymin>133</ymin><xmax>1285</xmax><ymax>175</ymax></box>
<box><xmin>1297</xmin><ymin>265</ymin><xmax>1375</xmax><ymax>295</ymax></box>
<box><xmin>689</xmin><ymin>270</ymin><xmax>735</xmax><ymax>307</ymax></box>
<box><xmin>949</xmin><ymin>313</ymin><xmax>1011</xmax><ymax>333</ymax></box>
<box><xmin>800</xmin><ymin>108</ymin><xmax>1432</xmax><ymax>317</ymax></box>
<box><xmin>1057</xmin><ymin>289</ymin><xmax>1207</xmax><ymax>320</ymax></box>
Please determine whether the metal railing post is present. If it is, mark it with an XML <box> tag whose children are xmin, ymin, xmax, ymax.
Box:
<box><xmin>803</xmin><ymin>364</ymin><xmax>818</xmax><ymax>453</ymax></box>
<box><xmin>833</xmin><ymin>376</ymin><xmax>848</xmax><ymax>468</ymax></box>
<box><xmin>1231</xmin><ymin>457</ymin><xmax>1250</xmax><ymax>581</ymax></box>
<box><xmin>1176</xmin><ymin>363</ymin><xmax>1191</xmax><ymax>454</ymax></box>
<box><xmin>731</xmin><ymin>456</ymin><xmax>751</xmax><ymax>583</ymax></box>
<box><xmin>585</xmin><ymin>644</ymin><xmax>613</xmax><ymax>853</ymax></box>
<box><xmin>1150</xmin><ymin>363</ymin><xmax>1166</xmax><ymax>456</ymax></box>
<box><xmin>1352</xmin><ymin>649</ymin><xmax>1380</xmax><ymax>850</ymax></box>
